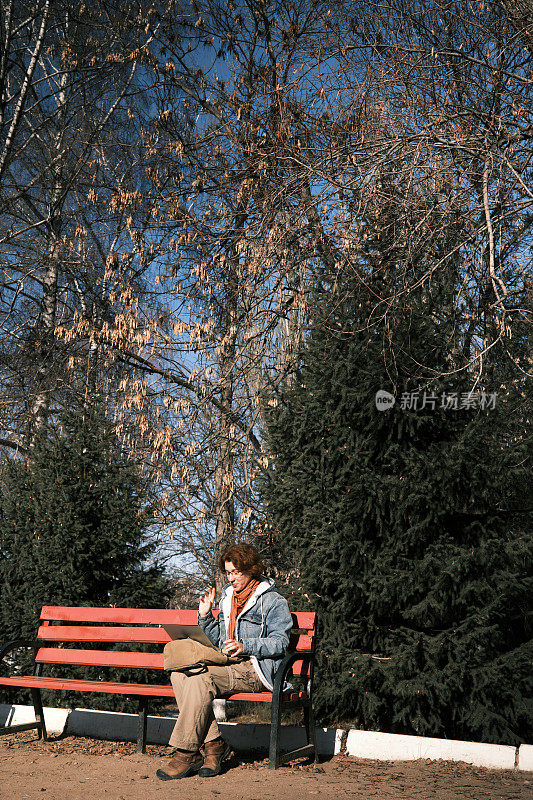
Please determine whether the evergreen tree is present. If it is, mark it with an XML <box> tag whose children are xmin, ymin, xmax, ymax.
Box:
<box><xmin>0</xmin><ymin>405</ymin><xmax>170</xmax><ymax>708</ymax></box>
<box><xmin>261</xmin><ymin>244</ymin><xmax>532</xmax><ymax>745</ymax></box>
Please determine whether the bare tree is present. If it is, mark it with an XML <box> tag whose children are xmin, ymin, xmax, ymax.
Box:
<box><xmin>0</xmin><ymin>1</ymin><xmax>158</xmax><ymax>444</ymax></box>
<box><xmin>498</xmin><ymin>0</ymin><xmax>533</xmax><ymax>52</ymax></box>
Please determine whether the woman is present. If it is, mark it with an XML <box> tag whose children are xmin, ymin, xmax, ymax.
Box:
<box><xmin>157</xmin><ymin>542</ymin><xmax>293</xmax><ymax>781</ymax></box>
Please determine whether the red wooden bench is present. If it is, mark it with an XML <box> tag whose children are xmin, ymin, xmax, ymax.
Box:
<box><xmin>0</xmin><ymin>606</ymin><xmax>317</xmax><ymax>769</ymax></box>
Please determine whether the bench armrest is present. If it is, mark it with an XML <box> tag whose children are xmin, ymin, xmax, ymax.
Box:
<box><xmin>271</xmin><ymin>651</ymin><xmax>315</xmax><ymax>702</ymax></box>
<box><xmin>0</xmin><ymin>640</ymin><xmax>37</xmax><ymax>670</ymax></box>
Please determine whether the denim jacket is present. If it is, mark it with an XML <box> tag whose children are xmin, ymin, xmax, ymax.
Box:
<box><xmin>198</xmin><ymin>578</ymin><xmax>293</xmax><ymax>691</ymax></box>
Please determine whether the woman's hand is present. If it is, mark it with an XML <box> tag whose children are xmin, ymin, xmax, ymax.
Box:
<box><xmin>222</xmin><ymin>638</ymin><xmax>244</xmax><ymax>656</ymax></box>
<box><xmin>199</xmin><ymin>587</ymin><xmax>215</xmax><ymax>618</ymax></box>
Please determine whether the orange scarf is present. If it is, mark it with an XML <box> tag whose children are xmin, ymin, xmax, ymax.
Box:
<box><xmin>226</xmin><ymin>578</ymin><xmax>260</xmax><ymax>640</ymax></box>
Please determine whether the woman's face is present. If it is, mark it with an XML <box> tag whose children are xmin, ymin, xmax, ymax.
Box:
<box><xmin>224</xmin><ymin>561</ymin><xmax>252</xmax><ymax>592</ymax></box>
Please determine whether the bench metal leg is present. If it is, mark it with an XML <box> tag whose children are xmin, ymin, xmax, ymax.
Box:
<box><xmin>137</xmin><ymin>698</ymin><xmax>148</xmax><ymax>753</ymax></box>
<box><xmin>268</xmin><ymin>694</ymin><xmax>282</xmax><ymax>769</ymax></box>
<box><xmin>269</xmin><ymin>699</ymin><xmax>317</xmax><ymax>769</ymax></box>
<box><xmin>304</xmin><ymin>700</ymin><xmax>318</xmax><ymax>762</ymax></box>
<box><xmin>30</xmin><ymin>688</ymin><xmax>47</xmax><ymax>741</ymax></box>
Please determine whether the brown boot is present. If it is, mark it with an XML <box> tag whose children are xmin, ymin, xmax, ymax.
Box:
<box><xmin>198</xmin><ymin>737</ymin><xmax>232</xmax><ymax>777</ymax></box>
<box><xmin>156</xmin><ymin>749</ymin><xmax>203</xmax><ymax>780</ymax></box>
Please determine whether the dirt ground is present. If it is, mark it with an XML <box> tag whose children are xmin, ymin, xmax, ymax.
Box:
<box><xmin>0</xmin><ymin>731</ymin><xmax>531</xmax><ymax>800</ymax></box>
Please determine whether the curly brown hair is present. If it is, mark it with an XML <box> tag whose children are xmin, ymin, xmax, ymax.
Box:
<box><xmin>218</xmin><ymin>543</ymin><xmax>264</xmax><ymax>579</ymax></box>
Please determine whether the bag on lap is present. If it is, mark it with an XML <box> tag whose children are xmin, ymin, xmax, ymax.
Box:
<box><xmin>163</xmin><ymin>639</ymin><xmax>235</xmax><ymax>670</ymax></box>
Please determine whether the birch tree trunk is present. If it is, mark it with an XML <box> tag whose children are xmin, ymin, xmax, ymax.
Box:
<box><xmin>30</xmin><ymin>65</ymin><xmax>69</xmax><ymax>433</ymax></box>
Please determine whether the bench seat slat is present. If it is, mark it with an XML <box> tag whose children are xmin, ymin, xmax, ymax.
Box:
<box><xmin>37</xmin><ymin>626</ymin><xmax>172</xmax><ymax>644</ymax></box>
<box><xmin>222</xmin><ymin>690</ymin><xmax>307</xmax><ymax>701</ymax></box>
<box><xmin>35</xmin><ymin>648</ymin><xmax>164</xmax><ymax>670</ymax></box>
<box><xmin>0</xmin><ymin>676</ymin><xmax>175</xmax><ymax>696</ymax></box>
<box><xmin>0</xmin><ymin>676</ymin><xmax>306</xmax><ymax>703</ymax></box>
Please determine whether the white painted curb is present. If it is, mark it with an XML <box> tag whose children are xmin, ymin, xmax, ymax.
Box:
<box><xmin>345</xmin><ymin>729</ymin><xmax>517</xmax><ymax>770</ymax></box>
<box><xmin>0</xmin><ymin>703</ymin><xmax>69</xmax><ymax>734</ymax></box>
<box><xmin>1</xmin><ymin>704</ymin><xmax>531</xmax><ymax>771</ymax></box>
<box><xmin>518</xmin><ymin>744</ymin><xmax>533</xmax><ymax>771</ymax></box>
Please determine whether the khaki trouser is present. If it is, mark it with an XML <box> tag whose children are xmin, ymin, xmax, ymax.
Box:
<box><xmin>169</xmin><ymin>660</ymin><xmax>264</xmax><ymax>750</ymax></box>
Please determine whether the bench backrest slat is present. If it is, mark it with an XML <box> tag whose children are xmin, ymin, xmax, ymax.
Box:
<box><xmin>40</xmin><ymin>607</ymin><xmax>316</xmax><ymax>635</ymax></box>
<box><xmin>41</xmin><ymin>607</ymin><xmax>199</xmax><ymax>625</ymax></box>
<box><xmin>288</xmin><ymin>633</ymin><xmax>314</xmax><ymax>651</ymax></box>
<box><xmin>37</xmin><ymin>625</ymin><xmax>172</xmax><ymax>644</ymax></box>
<box><xmin>289</xmin><ymin>611</ymin><xmax>316</xmax><ymax>632</ymax></box>
<box><xmin>35</xmin><ymin>647</ymin><xmax>312</xmax><ymax>678</ymax></box>
<box><xmin>38</xmin><ymin>626</ymin><xmax>315</xmax><ymax>651</ymax></box>
<box><xmin>35</xmin><ymin>647</ymin><xmax>164</xmax><ymax>670</ymax></box>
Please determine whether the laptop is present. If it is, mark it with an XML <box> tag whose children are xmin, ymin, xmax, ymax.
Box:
<box><xmin>162</xmin><ymin>624</ymin><xmax>242</xmax><ymax>663</ymax></box>
<box><xmin>163</xmin><ymin>624</ymin><xmax>218</xmax><ymax>649</ymax></box>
